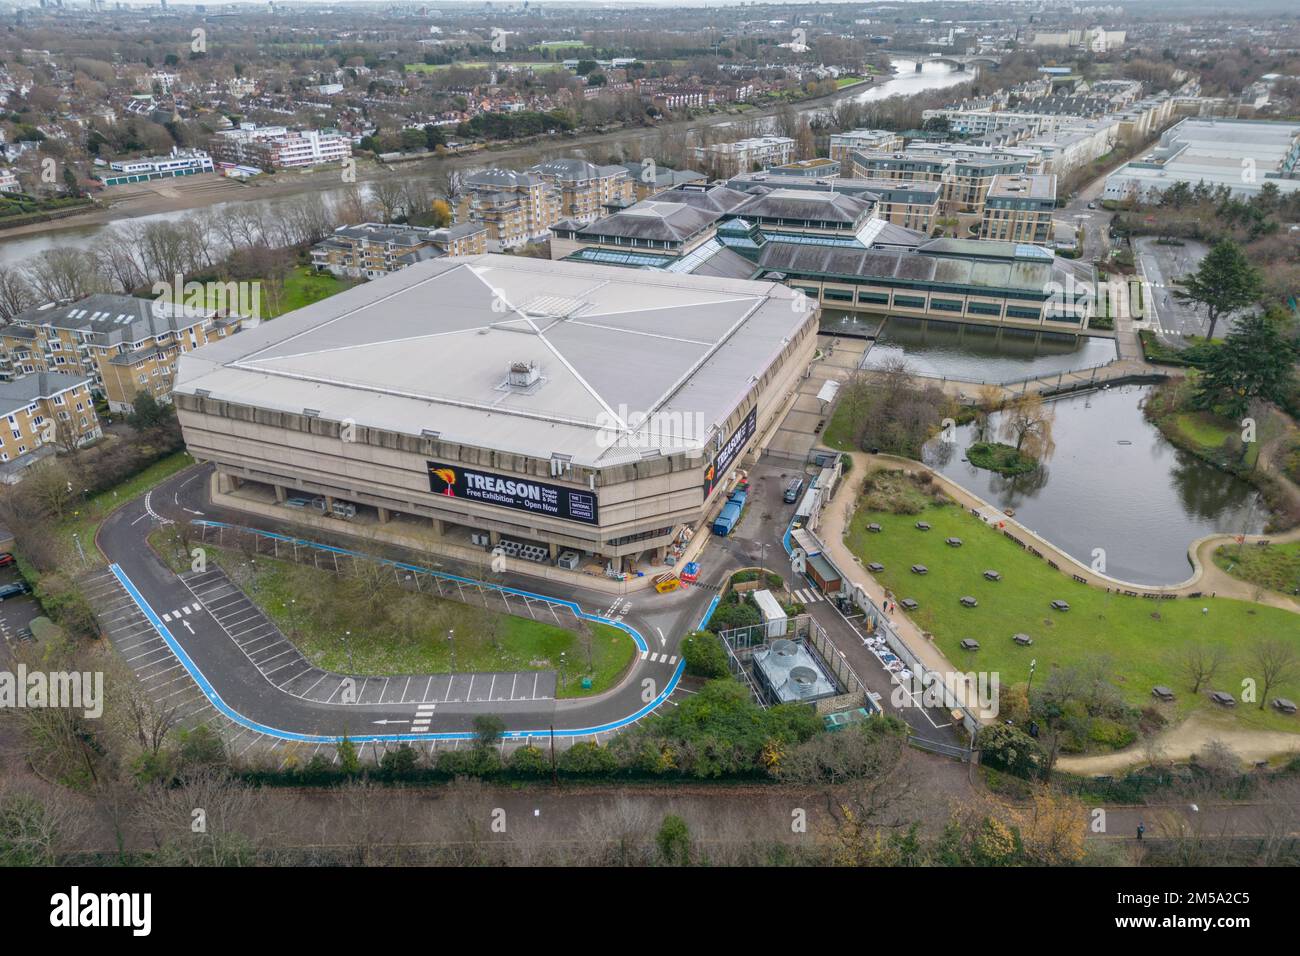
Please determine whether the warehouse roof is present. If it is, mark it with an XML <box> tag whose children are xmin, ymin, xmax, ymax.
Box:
<box><xmin>174</xmin><ymin>255</ymin><xmax>812</xmax><ymax>467</ymax></box>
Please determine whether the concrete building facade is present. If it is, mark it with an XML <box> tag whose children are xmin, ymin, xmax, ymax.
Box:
<box><xmin>172</xmin><ymin>256</ymin><xmax>818</xmax><ymax>571</ymax></box>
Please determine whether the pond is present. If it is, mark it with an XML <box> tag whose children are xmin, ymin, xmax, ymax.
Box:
<box><xmin>922</xmin><ymin>385</ymin><xmax>1267</xmax><ymax>586</ymax></box>
<box><xmin>847</xmin><ymin>315</ymin><xmax>1119</xmax><ymax>385</ymax></box>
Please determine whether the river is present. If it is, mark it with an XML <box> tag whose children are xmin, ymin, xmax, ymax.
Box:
<box><xmin>0</xmin><ymin>58</ymin><xmax>970</xmax><ymax>269</ymax></box>
<box><xmin>922</xmin><ymin>385</ymin><xmax>1267</xmax><ymax>586</ymax></box>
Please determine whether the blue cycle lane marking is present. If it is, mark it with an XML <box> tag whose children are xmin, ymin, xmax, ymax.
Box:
<box><xmin>108</xmin><ymin>529</ymin><xmax>684</xmax><ymax>743</ymax></box>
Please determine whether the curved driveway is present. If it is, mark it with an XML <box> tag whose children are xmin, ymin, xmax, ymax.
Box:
<box><xmin>94</xmin><ymin>464</ymin><xmax>712</xmax><ymax>745</ymax></box>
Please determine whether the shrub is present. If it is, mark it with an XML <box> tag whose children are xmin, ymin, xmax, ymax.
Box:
<box><xmin>508</xmin><ymin>744</ymin><xmax>550</xmax><ymax>776</ymax></box>
<box><xmin>437</xmin><ymin>747</ymin><xmax>501</xmax><ymax>776</ymax></box>
<box><xmin>681</xmin><ymin>630</ymin><xmax>730</xmax><ymax>679</ymax></box>
<box><xmin>379</xmin><ymin>744</ymin><xmax>420</xmax><ymax>777</ymax></box>
<box><xmin>706</xmin><ymin>595</ymin><xmax>762</xmax><ymax>633</ymax></box>
<box><xmin>976</xmin><ymin>723</ymin><xmax>1043</xmax><ymax>778</ymax></box>
<box><xmin>1088</xmin><ymin>717</ymin><xmax>1137</xmax><ymax>750</ymax></box>
<box><xmin>557</xmin><ymin>741</ymin><xmax>619</xmax><ymax>775</ymax></box>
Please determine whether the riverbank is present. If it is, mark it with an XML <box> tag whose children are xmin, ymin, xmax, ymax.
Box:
<box><xmin>0</xmin><ymin>73</ymin><xmax>912</xmax><ymax>248</ymax></box>
<box><xmin>1143</xmin><ymin>381</ymin><xmax>1300</xmax><ymax>534</ymax></box>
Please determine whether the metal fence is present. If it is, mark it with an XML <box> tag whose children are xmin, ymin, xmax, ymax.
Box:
<box><xmin>717</xmin><ymin>614</ymin><xmax>866</xmax><ymax>711</ymax></box>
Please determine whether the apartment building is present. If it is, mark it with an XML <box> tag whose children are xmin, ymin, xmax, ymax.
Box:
<box><xmin>692</xmin><ymin>136</ymin><xmax>796</xmax><ymax>177</ymax></box>
<box><xmin>456</xmin><ymin>168</ymin><xmax>560</xmax><ymax>251</ymax></box>
<box><xmin>0</xmin><ymin>372</ymin><xmax>100</xmax><ymax>481</ymax></box>
<box><xmin>530</xmin><ymin>159</ymin><xmax>635</xmax><ymax>224</ymax></box>
<box><xmin>3</xmin><ymin>294</ymin><xmax>248</xmax><ymax>413</ymax></box>
<box><xmin>726</xmin><ymin>169</ymin><xmax>941</xmax><ymax>233</ymax></box>
<box><xmin>979</xmin><ymin>174</ymin><xmax>1057</xmax><ymax>245</ymax></box>
<box><xmin>310</xmin><ymin>222</ymin><xmax>488</xmax><ymax>279</ymax></box>
<box><xmin>549</xmin><ymin>183</ymin><xmax>753</xmax><ymax>262</ymax></box>
<box><xmin>828</xmin><ymin>128</ymin><xmax>904</xmax><ymax>162</ymax></box>
<box><xmin>849</xmin><ymin>145</ymin><xmax>1034</xmax><ymax>215</ymax></box>
<box><xmin>0</xmin><ymin>167</ymin><xmax>21</xmax><ymax>193</ymax></box>
<box><xmin>209</xmin><ymin>124</ymin><xmax>351</xmax><ymax>171</ymax></box>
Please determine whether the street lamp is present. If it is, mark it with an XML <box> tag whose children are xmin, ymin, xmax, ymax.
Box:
<box><xmin>342</xmin><ymin>629</ymin><xmax>352</xmax><ymax>671</ymax></box>
<box><xmin>447</xmin><ymin>628</ymin><xmax>455</xmax><ymax>672</ymax></box>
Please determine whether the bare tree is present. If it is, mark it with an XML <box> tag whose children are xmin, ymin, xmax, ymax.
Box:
<box><xmin>137</xmin><ymin>769</ymin><xmax>265</xmax><ymax>866</ymax></box>
<box><xmin>1247</xmin><ymin>639</ymin><xmax>1299</xmax><ymax>710</ymax></box>
<box><xmin>371</xmin><ymin>175</ymin><xmax>405</xmax><ymax>223</ymax></box>
<box><xmin>0</xmin><ymin>265</ymin><xmax>33</xmax><ymax>319</ymax></box>
<box><xmin>22</xmin><ymin>246</ymin><xmax>107</xmax><ymax>302</ymax></box>
<box><xmin>1175</xmin><ymin>643</ymin><xmax>1232</xmax><ymax>695</ymax></box>
<box><xmin>999</xmin><ymin>392</ymin><xmax>1056</xmax><ymax>459</ymax></box>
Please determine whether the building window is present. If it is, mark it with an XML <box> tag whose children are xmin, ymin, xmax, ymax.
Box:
<box><xmin>894</xmin><ymin>295</ymin><xmax>927</xmax><ymax>309</ymax></box>
<box><xmin>931</xmin><ymin>298</ymin><xmax>963</xmax><ymax>312</ymax></box>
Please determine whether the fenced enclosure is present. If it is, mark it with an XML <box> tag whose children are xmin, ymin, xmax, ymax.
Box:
<box><xmin>717</xmin><ymin>613</ymin><xmax>867</xmax><ymax>714</ymax></box>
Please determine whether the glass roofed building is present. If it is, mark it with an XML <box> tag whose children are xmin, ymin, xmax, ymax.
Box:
<box><xmin>549</xmin><ymin>181</ymin><xmax>1096</xmax><ymax>331</ymax></box>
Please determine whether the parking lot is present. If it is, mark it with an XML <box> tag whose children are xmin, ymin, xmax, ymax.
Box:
<box><xmin>0</xmin><ymin>556</ymin><xmax>40</xmax><ymax>658</ymax></box>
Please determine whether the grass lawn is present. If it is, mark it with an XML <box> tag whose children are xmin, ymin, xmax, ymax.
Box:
<box><xmin>268</xmin><ymin>266</ymin><xmax>349</xmax><ymax>318</ymax></box>
<box><xmin>822</xmin><ymin>398</ymin><xmax>858</xmax><ymax>452</ymax></box>
<box><xmin>178</xmin><ymin>542</ymin><xmax>635</xmax><ymax>697</ymax></box>
<box><xmin>58</xmin><ymin>451</ymin><xmax>194</xmax><ymax>567</ymax></box>
<box><xmin>846</xmin><ymin>501</ymin><xmax>1300</xmax><ymax>732</ymax></box>
<box><xmin>1174</xmin><ymin>411</ymin><xmax>1235</xmax><ymax>450</ymax></box>
<box><xmin>1166</xmin><ymin>408</ymin><xmax>1282</xmax><ymax>470</ymax></box>
<box><xmin>1213</xmin><ymin>541</ymin><xmax>1300</xmax><ymax>597</ymax></box>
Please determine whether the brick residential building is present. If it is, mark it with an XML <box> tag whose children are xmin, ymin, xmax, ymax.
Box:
<box><xmin>2</xmin><ymin>294</ymin><xmax>249</xmax><ymax>413</ymax></box>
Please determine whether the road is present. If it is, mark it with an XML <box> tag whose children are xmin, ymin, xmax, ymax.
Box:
<box><xmin>1058</xmin><ymin>173</ymin><xmax>1114</xmax><ymax>262</ymax></box>
<box><xmin>711</xmin><ymin>453</ymin><xmax>967</xmax><ymax>749</ymax></box>
<box><xmin>1134</xmin><ymin>236</ymin><xmax>1214</xmax><ymax>340</ymax></box>
<box><xmin>90</xmin><ymin>463</ymin><xmax>714</xmax><ymax>754</ymax></box>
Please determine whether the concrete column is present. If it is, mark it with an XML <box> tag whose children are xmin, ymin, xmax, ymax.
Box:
<box><xmin>548</xmin><ymin>541</ymin><xmax>559</xmax><ymax>560</ymax></box>
<box><xmin>652</xmin><ymin>546</ymin><xmax>666</xmax><ymax>565</ymax></box>
<box><xmin>274</xmin><ymin>485</ymin><xmax>287</xmax><ymax>503</ymax></box>
<box><xmin>489</xmin><ymin>529</ymin><xmax>500</xmax><ymax>546</ymax></box>
<box><xmin>431</xmin><ymin>518</ymin><xmax>446</xmax><ymax>536</ymax></box>
<box><xmin>377</xmin><ymin>506</ymin><xmax>390</xmax><ymax>524</ymax></box>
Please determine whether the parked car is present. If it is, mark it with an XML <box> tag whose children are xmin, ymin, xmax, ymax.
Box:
<box><xmin>783</xmin><ymin>477</ymin><xmax>804</xmax><ymax>503</ymax></box>
<box><xmin>0</xmin><ymin>581</ymin><xmax>32</xmax><ymax>601</ymax></box>
<box><xmin>0</xmin><ymin>552</ymin><xmax>14</xmax><ymax>568</ymax></box>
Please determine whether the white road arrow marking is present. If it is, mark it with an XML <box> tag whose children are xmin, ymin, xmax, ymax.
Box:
<box><xmin>372</xmin><ymin>719</ymin><xmax>410</xmax><ymax>726</ymax></box>
<box><xmin>182</xmin><ymin>621</ymin><xmax>194</xmax><ymax>634</ymax></box>
<box><xmin>656</xmin><ymin>626</ymin><xmax>666</xmax><ymax>647</ymax></box>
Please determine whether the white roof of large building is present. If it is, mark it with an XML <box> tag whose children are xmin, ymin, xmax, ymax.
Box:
<box><xmin>1106</xmin><ymin>118</ymin><xmax>1300</xmax><ymax>197</ymax></box>
<box><xmin>174</xmin><ymin>255</ymin><xmax>811</xmax><ymax>467</ymax></box>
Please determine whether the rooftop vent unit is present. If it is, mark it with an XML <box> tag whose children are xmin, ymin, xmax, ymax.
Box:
<box><xmin>508</xmin><ymin>361</ymin><xmax>540</xmax><ymax>388</ymax></box>
<box><xmin>785</xmin><ymin>666</ymin><xmax>820</xmax><ymax>699</ymax></box>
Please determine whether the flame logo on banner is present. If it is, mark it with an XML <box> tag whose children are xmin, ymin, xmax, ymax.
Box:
<box><xmin>431</xmin><ymin>467</ymin><xmax>457</xmax><ymax>495</ymax></box>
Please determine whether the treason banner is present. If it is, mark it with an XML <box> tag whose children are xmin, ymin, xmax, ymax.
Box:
<box><xmin>427</xmin><ymin>461</ymin><xmax>599</xmax><ymax>525</ymax></box>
